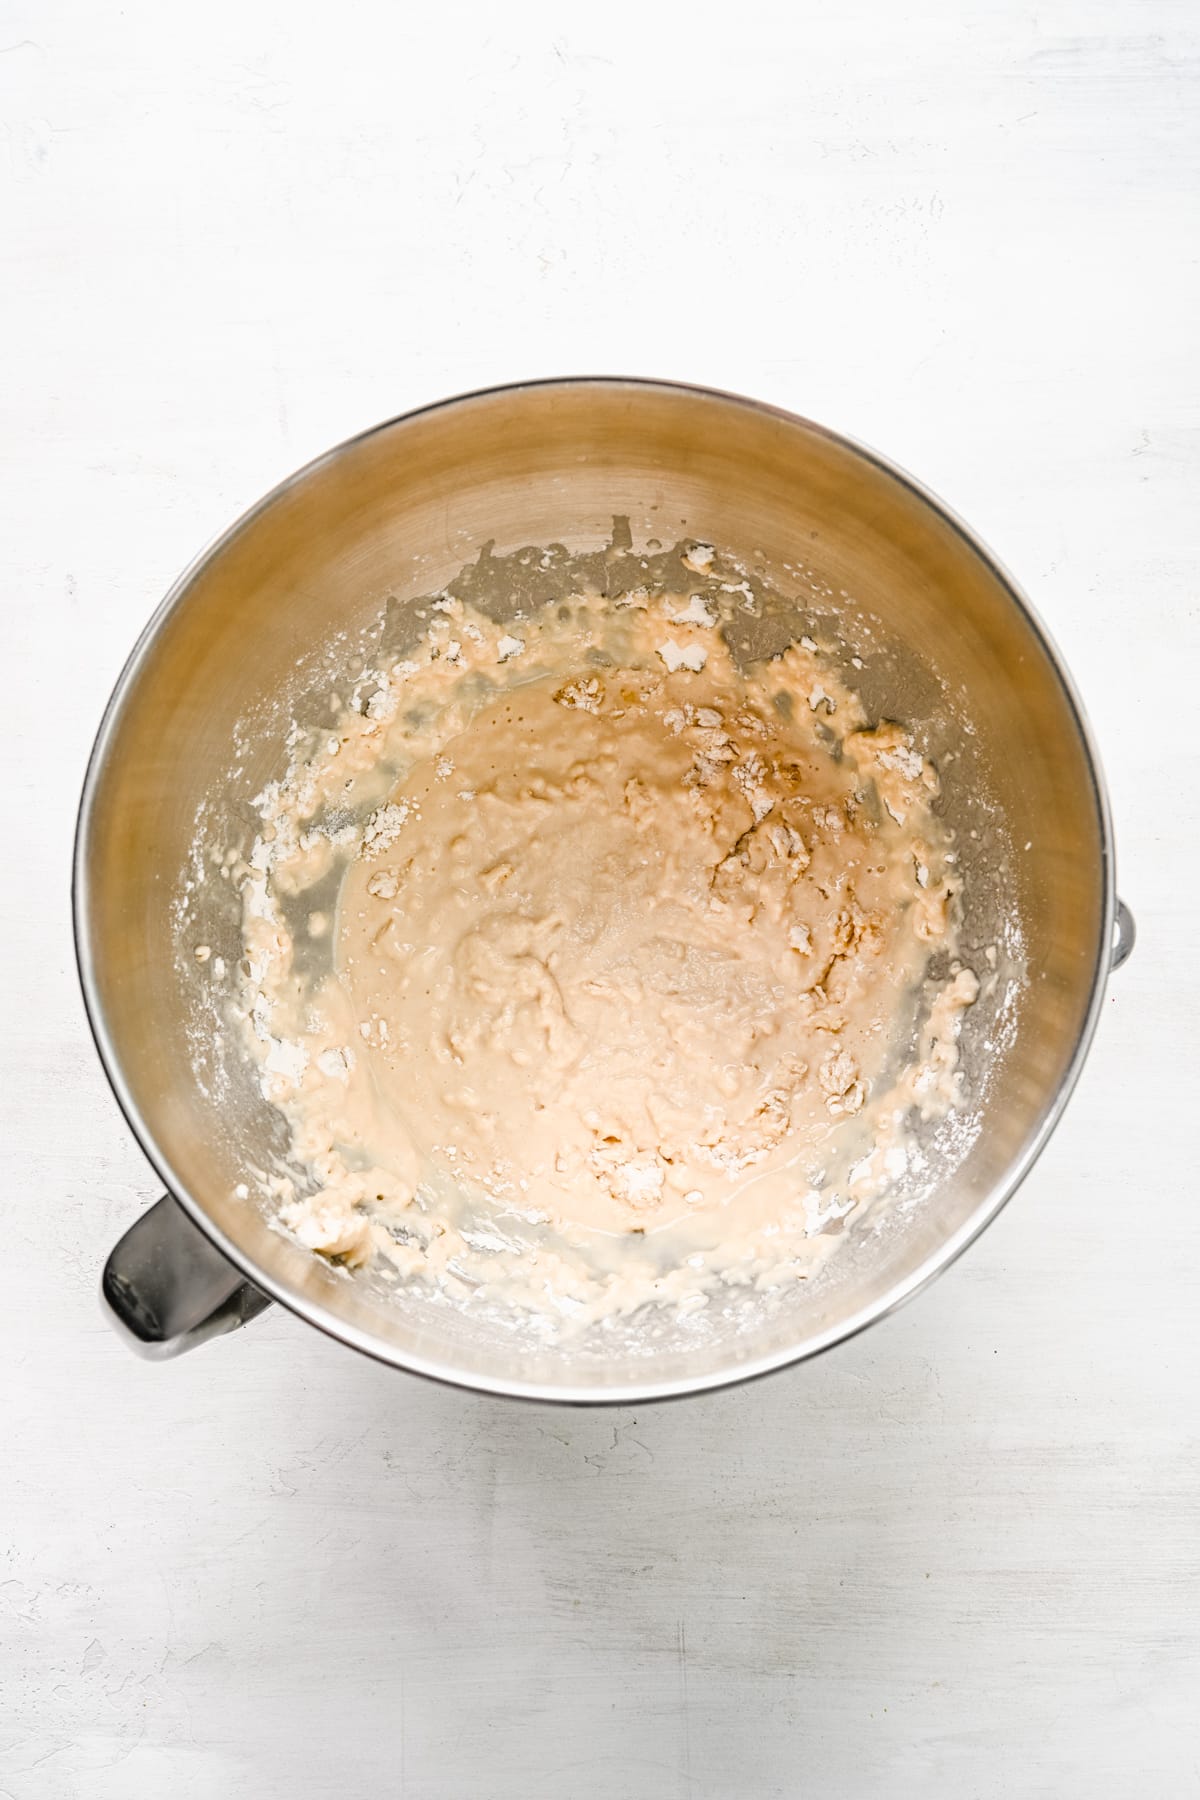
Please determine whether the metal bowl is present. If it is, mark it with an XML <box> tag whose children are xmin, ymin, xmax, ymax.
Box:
<box><xmin>75</xmin><ymin>378</ymin><xmax>1131</xmax><ymax>1401</ymax></box>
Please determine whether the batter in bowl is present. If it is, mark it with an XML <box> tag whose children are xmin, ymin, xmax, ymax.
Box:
<box><xmin>230</xmin><ymin>560</ymin><xmax>978</xmax><ymax>1327</ymax></box>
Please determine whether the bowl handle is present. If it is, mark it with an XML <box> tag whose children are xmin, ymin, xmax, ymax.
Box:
<box><xmin>1111</xmin><ymin>897</ymin><xmax>1137</xmax><ymax>971</ymax></box>
<box><xmin>101</xmin><ymin>1195</ymin><xmax>272</xmax><ymax>1358</ymax></box>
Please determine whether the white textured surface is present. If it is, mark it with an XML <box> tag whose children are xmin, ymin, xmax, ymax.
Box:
<box><xmin>2</xmin><ymin>1</ymin><xmax>1197</xmax><ymax>1794</ymax></box>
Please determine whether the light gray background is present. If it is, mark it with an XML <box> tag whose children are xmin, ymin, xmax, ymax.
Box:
<box><xmin>2</xmin><ymin>2</ymin><xmax>1197</xmax><ymax>1794</ymax></box>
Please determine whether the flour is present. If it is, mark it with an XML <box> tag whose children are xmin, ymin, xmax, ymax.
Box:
<box><xmin>657</xmin><ymin>639</ymin><xmax>708</xmax><ymax>673</ymax></box>
<box><xmin>363</xmin><ymin>801</ymin><xmax>413</xmax><ymax>855</ymax></box>
<box><xmin>681</xmin><ymin>542</ymin><xmax>716</xmax><ymax>575</ymax></box>
<box><xmin>666</xmin><ymin>594</ymin><xmax>717</xmax><ymax>627</ymax></box>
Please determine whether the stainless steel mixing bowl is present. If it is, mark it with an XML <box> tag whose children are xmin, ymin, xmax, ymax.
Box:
<box><xmin>75</xmin><ymin>378</ymin><xmax>1133</xmax><ymax>1401</ymax></box>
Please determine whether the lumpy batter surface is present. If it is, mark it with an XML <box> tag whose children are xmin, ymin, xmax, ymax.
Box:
<box><xmin>230</xmin><ymin>570</ymin><xmax>978</xmax><ymax>1326</ymax></box>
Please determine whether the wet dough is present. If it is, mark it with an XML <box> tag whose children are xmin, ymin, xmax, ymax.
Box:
<box><xmin>341</xmin><ymin>671</ymin><xmax>939</xmax><ymax>1234</ymax></box>
<box><xmin>230</xmin><ymin>582</ymin><xmax>978</xmax><ymax>1325</ymax></box>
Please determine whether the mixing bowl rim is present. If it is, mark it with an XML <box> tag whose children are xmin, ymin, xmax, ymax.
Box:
<box><xmin>73</xmin><ymin>375</ymin><xmax>1116</xmax><ymax>1403</ymax></box>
